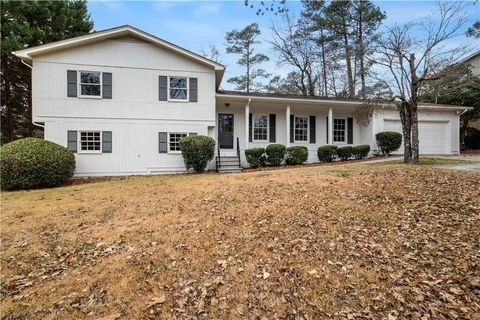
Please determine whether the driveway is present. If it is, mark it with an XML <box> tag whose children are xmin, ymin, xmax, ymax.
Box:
<box><xmin>432</xmin><ymin>162</ymin><xmax>480</xmax><ymax>172</ymax></box>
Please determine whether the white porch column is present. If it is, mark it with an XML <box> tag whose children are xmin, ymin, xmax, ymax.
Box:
<box><xmin>286</xmin><ymin>104</ymin><xmax>291</xmax><ymax>147</ymax></box>
<box><xmin>328</xmin><ymin>107</ymin><xmax>333</xmax><ymax>145</ymax></box>
<box><xmin>245</xmin><ymin>99</ymin><xmax>250</xmax><ymax>150</ymax></box>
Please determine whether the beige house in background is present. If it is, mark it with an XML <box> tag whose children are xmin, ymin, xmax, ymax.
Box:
<box><xmin>460</xmin><ymin>50</ymin><xmax>480</xmax><ymax>130</ymax></box>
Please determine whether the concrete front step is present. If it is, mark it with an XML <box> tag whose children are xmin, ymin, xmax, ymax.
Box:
<box><xmin>218</xmin><ymin>167</ymin><xmax>242</xmax><ymax>173</ymax></box>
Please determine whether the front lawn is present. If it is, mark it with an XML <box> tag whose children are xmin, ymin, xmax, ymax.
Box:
<box><xmin>1</xmin><ymin>164</ymin><xmax>479</xmax><ymax>319</ymax></box>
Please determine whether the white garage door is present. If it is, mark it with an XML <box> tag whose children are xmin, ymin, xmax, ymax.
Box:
<box><xmin>383</xmin><ymin>120</ymin><xmax>450</xmax><ymax>154</ymax></box>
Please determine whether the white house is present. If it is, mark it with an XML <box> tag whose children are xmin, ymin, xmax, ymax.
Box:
<box><xmin>13</xmin><ymin>25</ymin><xmax>470</xmax><ymax>176</ymax></box>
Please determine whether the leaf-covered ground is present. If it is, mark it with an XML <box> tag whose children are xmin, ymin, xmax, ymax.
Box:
<box><xmin>1</xmin><ymin>164</ymin><xmax>479</xmax><ymax>319</ymax></box>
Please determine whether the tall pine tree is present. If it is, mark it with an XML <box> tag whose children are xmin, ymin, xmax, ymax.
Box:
<box><xmin>1</xmin><ymin>0</ymin><xmax>93</xmax><ymax>143</ymax></box>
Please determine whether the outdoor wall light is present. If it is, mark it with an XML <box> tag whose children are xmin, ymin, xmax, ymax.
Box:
<box><xmin>225</xmin><ymin>103</ymin><xmax>230</xmax><ymax>108</ymax></box>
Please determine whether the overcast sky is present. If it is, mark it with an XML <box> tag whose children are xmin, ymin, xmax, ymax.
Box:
<box><xmin>88</xmin><ymin>0</ymin><xmax>479</xmax><ymax>90</ymax></box>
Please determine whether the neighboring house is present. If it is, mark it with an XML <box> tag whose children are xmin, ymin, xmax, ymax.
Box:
<box><xmin>13</xmin><ymin>25</ymin><xmax>470</xmax><ymax>176</ymax></box>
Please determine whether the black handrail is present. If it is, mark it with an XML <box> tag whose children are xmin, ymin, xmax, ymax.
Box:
<box><xmin>217</xmin><ymin>140</ymin><xmax>221</xmax><ymax>171</ymax></box>
<box><xmin>236</xmin><ymin>137</ymin><xmax>241</xmax><ymax>167</ymax></box>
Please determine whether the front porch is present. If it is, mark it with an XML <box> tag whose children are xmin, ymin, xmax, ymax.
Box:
<box><xmin>215</xmin><ymin>92</ymin><xmax>375</xmax><ymax>168</ymax></box>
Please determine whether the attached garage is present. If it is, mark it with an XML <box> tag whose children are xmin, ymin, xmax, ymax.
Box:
<box><xmin>383</xmin><ymin>120</ymin><xmax>451</xmax><ymax>155</ymax></box>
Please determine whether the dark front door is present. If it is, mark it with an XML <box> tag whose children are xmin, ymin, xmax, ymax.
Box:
<box><xmin>218</xmin><ymin>113</ymin><xmax>234</xmax><ymax>149</ymax></box>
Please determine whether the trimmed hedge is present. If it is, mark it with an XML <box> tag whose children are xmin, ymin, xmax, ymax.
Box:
<box><xmin>317</xmin><ymin>145</ymin><xmax>338</xmax><ymax>162</ymax></box>
<box><xmin>245</xmin><ymin>147</ymin><xmax>266</xmax><ymax>168</ymax></box>
<box><xmin>0</xmin><ymin>138</ymin><xmax>76</xmax><ymax>190</ymax></box>
<box><xmin>353</xmin><ymin>145</ymin><xmax>370</xmax><ymax>159</ymax></box>
<box><xmin>179</xmin><ymin>135</ymin><xmax>215</xmax><ymax>172</ymax></box>
<box><xmin>285</xmin><ymin>146</ymin><xmax>308</xmax><ymax>165</ymax></box>
<box><xmin>376</xmin><ymin>131</ymin><xmax>402</xmax><ymax>155</ymax></box>
<box><xmin>266</xmin><ymin>144</ymin><xmax>286</xmax><ymax>165</ymax></box>
<box><xmin>336</xmin><ymin>146</ymin><xmax>354</xmax><ymax>161</ymax></box>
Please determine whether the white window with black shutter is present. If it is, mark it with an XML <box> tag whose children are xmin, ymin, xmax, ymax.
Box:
<box><xmin>294</xmin><ymin>116</ymin><xmax>309</xmax><ymax>142</ymax></box>
<box><xmin>67</xmin><ymin>70</ymin><xmax>112</xmax><ymax>99</ymax></box>
<box><xmin>159</xmin><ymin>76</ymin><xmax>197</xmax><ymax>102</ymax></box>
<box><xmin>253</xmin><ymin>114</ymin><xmax>268</xmax><ymax>142</ymax></box>
<box><xmin>333</xmin><ymin>118</ymin><xmax>347</xmax><ymax>143</ymax></box>
<box><xmin>67</xmin><ymin>130</ymin><xmax>112</xmax><ymax>154</ymax></box>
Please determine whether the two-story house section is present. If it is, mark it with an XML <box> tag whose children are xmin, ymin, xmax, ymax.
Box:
<box><xmin>14</xmin><ymin>25</ymin><xmax>470</xmax><ymax>176</ymax></box>
<box><xmin>13</xmin><ymin>25</ymin><xmax>225</xmax><ymax>175</ymax></box>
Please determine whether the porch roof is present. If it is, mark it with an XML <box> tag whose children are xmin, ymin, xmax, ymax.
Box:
<box><xmin>216</xmin><ymin>90</ymin><xmax>472</xmax><ymax>111</ymax></box>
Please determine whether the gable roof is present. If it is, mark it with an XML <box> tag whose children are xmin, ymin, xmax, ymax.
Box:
<box><xmin>13</xmin><ymin>25</ymin><xmax>225</xmax><ymax>88</ymax></box>
<box><xmin>457</xmin><ymin>50</ymin><xmax>480</xmax><ymax>65</ymax></box>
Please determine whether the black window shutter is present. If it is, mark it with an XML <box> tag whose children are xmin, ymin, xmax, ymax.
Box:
<box><xmin>67</xmin><ymin>131</ymin><xmax>77</xmax><ymax>152</ymax></box>
<box><xmin>159</xmin><ymin>132</ymin><xmax>168</xmax><ymax>153</ymax></box>
<box><xmin>309</xmin><ymin>116</ymin><xmax>316</xmax><ymax>144</ymax></box>
<box><xmin>102</xmin><ymin>73</ymin><xmax>112</xmax><ymax>99</ymax></box>
<box><xmin>269</xmin><ymin>114</ymin><xmax>276</xmax><ymax>143</ymax></box>
<box><xmin>326</xmin><ymin>117</ymin><xmax>329</xmax><ymax>144</ymax></box>
<box><xmin>67</xmin><ymin>70</ymin><xmax>77</xmax><ymax>97</ymax></box>
<box><xmin>189</xmin><ymin>132</ymin><xmax>197</xmax><ymax>136</ymax></box>
<box><xmin>248</xmin><ymin>113</ymin><xmax>252</xmax><ymax>142</ymax></box>
<box><xmin>189</xmin><ymin>78</ymin><xmax>198</xmax><ymax>102</ymax></box>
<box><xmin>102</xmin><ymin>131</ymin><xmax>112</xmax><ymax>153</ymax></box>
<box><xmin>159</xmin><ymin>76</ymin><xmax>168</xmax><ymax>101</ymax></box>
<box><xmin>290</xmin><ymin>114</ymin><xmax>294</xmax><ymax>143</ymax></box>
<box><xmin>347</xmin><ymin>117</ymin><xmax>353</xmax><ymax>144</ymax></box>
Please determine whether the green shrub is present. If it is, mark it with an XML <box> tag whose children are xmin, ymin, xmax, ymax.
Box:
<box><xmin>285</xmin><ymin>146</ymin><xmax>309</xmax><ymax>165</ymax></box>
<box><xmin>317</xmin><ymin>145</ymin><xmax>338</xmax><ymax>162</ymax></box>
<box><xmin>336</xmin><ymin>146</ymin><xmax>354</xmax><ymax>161</ymax></box>
<box><xmin>464</xmin><ymin>127</ymin><xmax>480</xmax><ymax>150</ymax></box>
<box><xmin>0</xmin><ymin>138</ymin><xmax>76</xmax><ymax>190</ymax></box>
<box><xmin>376</xmin><ymin>131</ymin><xmax>402</xmax><ymax>155</ymax></box>
<box><xmin>179</xmin><ymin>135</ymin><xmax>215</xmax><ymax>172</ymax></box>
<box><xmin>245</xmin><ymin>147</ymin><xmax>266</xmax><ymax>168</ymax></box>
<box><xmin>265</xmin><ymin>144</ymin><xmax>286</xmax><ymax>165</ymax></box>
<box><xmin>353</xmin><ymin>145</ymin><xmax>371</xmax><ymax>159</ymax></box>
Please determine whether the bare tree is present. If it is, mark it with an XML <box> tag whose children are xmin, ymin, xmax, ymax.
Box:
<box><xmin>372</xmin><ymin>2</ymin><xmax>469</xmax><ymax>163</ymax></box>
<box><xmin>200</xmin><ymin>44</ymin><xmax>222</xmax><ymax>63</ymax></box>
<box><xmin>269</xmin><ymin>13</ymin><xmax>318</xmax><ymax>95</ymax></box>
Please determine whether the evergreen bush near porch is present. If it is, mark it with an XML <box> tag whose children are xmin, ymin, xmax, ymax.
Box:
<box><xmin>285</xmin><ymin>146</ymin><xmax>308</xmax><ymax>165</ymax></box>
<box><xmin>353</xmin><ymin>145</ymin><xmax>371</xmax><ymax>159</ymax></box>
<box><xmin>266</xmin><ymin>144</ymin><xmax>286</xmax><ymax>165</ymax></box>
<box><xmin>245</xmin><ymin>148</ymin><xmax>266</xmax><ymax>168</ymax></box>
<box><xmin>317</xmin><ymin>145</ymin><xmax>338</xmax><ymax>162</ymax></box>
<box><xmin>376</xmin><ymin>131</ymin><xmax>402</xmax><ymax>155</ymax></box>
<box><xmin>179</xmin><ymin>135</ymin><xmax>215</xmax><ymax>172</ymax></box>
<box><xmin>336</xmin><ymin>146</ymin><xmax>354</xmax><ymax>161</ymax></box>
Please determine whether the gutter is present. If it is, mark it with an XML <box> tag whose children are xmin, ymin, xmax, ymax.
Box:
<box><xmin>18</xmin><ymin>59</ymin><xmax>45</xmax><ymax>129</ymax></box>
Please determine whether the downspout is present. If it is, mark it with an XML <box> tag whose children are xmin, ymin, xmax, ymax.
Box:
<box><xmin>20</xmin><ymin>59</ymin><xmax>45</xmax><ymax>129</ymax></box>
<box><xmin>456</xmin><ymin>108</ymin><xmax>469</xmax><ymax>116</ymax></box>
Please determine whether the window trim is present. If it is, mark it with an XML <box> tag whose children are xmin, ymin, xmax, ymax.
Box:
<box><xmin>78</xmin><ymin>71</ymin><xmax>102</xmax><ymax>99</ymax></box>
<box><xmin>294</xmin><ymin>115</ymin><xmax>309</xmax><ymax>143</ymax></box>
<box><xmin>78</xmin><ymin>130</ymin><xmax>102</xmax><ymax>154</ymax></box>
<box><xmin>168</xmin><ymin>132</ymin><xmax>188</xmax><ymax>154</ymax></box>
<box><xmin>167</xmin><ymin>76</ymin><xmax>189</xmax><ymax>102</ymax></box>
<box><xmin>333</xmin><ymin>117</ymin><xmax>347</xmax><ymax>144</ymax></box>
<box><xmin>252</xmin><ymin>113</ymin><xmax>269</xmax><ymax>143</ymax></box>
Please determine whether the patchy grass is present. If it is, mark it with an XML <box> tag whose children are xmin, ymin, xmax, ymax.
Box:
<box><xmin>379</xmin><ymin>157</ymin><xmax>479</xmax><ymax>165</ymax></box>
<box><xmin>325</xmin><ymin>168</ymin><xmax>354</xmax><ymax>177</ymax></box>
<box><xmin>1</xmin><ymin>164</ymin><xmax>479</xmax><ymax>319</ymax></box>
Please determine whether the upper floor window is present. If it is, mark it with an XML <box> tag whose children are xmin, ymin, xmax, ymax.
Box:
<box><xmin>79</xmin><ymin>71</ymin><xmax>102</xmax><ymax>97</ymax></box>
<box><xmin>79</xmin><ymin>131</ymin><xmax>101</xmax><ymax>153</ymax></box>
<box><xmin>333</xmin><ymin>118</ymin><xmax>346</xmax><ymax>143</ymax></box>
<box><xmin>169</xmin><ymin>77</ymin><xmax>188</xmax><ymax>101</ymax></box>
<box><xmin>253</xmin><ymin>114</ymin><xmax>268</xmax><ymax>141</ymax></box>
<box><xmin>294</xmin><ymin>116</ymin><xmax>309</xmax><ymax>142</ymax></box>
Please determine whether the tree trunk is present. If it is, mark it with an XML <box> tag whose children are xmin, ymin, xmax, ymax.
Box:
<box><xmin>409</xmin><ymin>53</ymin><xmax>419</xmax><ymax>164</ymax></box>
<box><xmin>5</xmin><ymin>79</ymin><xmax>13</xmax><ymax>143</ymax></box>
<box><xmin>343</xmin><ymin>31</ymin><xmax>355</xmax><ymax>98</ymax></box>
<box><xmin>399</xmin><ymin>103</ymin><xmax>412</xmax><ymax>163</ymax></box>
<box><xmin>357</xmin><ymin>6</ymin><xmax>366</xmax><ymax>99</ymax></box>
<box><xmin>320</xmin><ymin>28</ymin><xmax>328</xmax><ymax>97</ymax></box>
